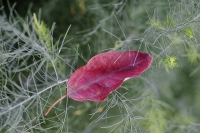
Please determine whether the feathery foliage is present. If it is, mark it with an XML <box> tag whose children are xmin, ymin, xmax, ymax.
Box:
<box><xmin>1</xmin><ymin>0</ymin><xmax>200</xmax><ymax>132</ymax></box>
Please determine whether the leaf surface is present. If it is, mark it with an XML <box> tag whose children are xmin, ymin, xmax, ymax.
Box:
<box><xmin>67</xmin><ymin>50</ymin><xmax>152</xmax><ymax>102</ymax></box>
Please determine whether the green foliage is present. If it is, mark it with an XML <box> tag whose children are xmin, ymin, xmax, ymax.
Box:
<box><xmin>185</xmin><ymin>27</ymin><xmax>194</xmax><ymax>39</ymax></box>
<box><xmin>187</xmin><ymin>47</ymin><xmax>200</xmax><ymax>65</ymax></box>
<box><xmin>33</xmin><ymin>13</ymin><xmax>52</xmax><ymax>52</ymax></box>
<box><xmin>160</xmin><ymin>55</ymin><xmax>180</xmax><ymax>72</ymax></box>
<box><xmin>1</xmin><ymin>0</ymin><xmax>200</xmax><ymax>133</ymax></box>
<box><xmin>140</xmin><ymin>92</ymin><xmax>169</xmax><ymax>133</ymax></box>
<box><xmin>149</xmin><ymin>19</ymin><xmax>164</xmax><ymax>30</ymax></box>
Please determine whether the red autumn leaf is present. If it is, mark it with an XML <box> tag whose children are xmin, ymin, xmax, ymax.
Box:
<box><xmin>67</xmin><ymin>50</ymin><xmax>152</xmax><ymax>102</ymax></box>
<box><xmin>44</xmin><ymin>50</ymin><xmax>152</xmax><ymax>115</ymax></box>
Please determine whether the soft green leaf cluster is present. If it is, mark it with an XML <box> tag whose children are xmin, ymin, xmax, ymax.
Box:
<box><xmin>33</xmin><ymin>13</ymin><xmax>53</xmax><ymax>52</ymax></box>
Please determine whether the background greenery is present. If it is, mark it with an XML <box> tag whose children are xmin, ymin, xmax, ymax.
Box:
<box><xmin>1</xmin><ymin>0</ymin><xmax>200</xmax><ymax>132</ymax></box>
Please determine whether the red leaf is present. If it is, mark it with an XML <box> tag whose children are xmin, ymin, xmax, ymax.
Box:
<box><xmin>67</xmin><ymin>50</ymin><xmax>152</xmax><ymax>102</ymax></box>
<box><xmin>44</xmin><ymin>50</ymin><xmax>152</xmax><ymax>115</ymax></box>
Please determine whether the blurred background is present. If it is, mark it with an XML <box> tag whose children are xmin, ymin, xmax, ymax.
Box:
<box><xmin>1</xmin><ymin>0</ymin><xmax>200</xmax><ymax>133</ymax></box>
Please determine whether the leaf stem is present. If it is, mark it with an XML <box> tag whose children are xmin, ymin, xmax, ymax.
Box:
<box><xmin>44</xmin><ymin>94</ymin><xmax>67</xmax><ymax>116</ymax></box>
